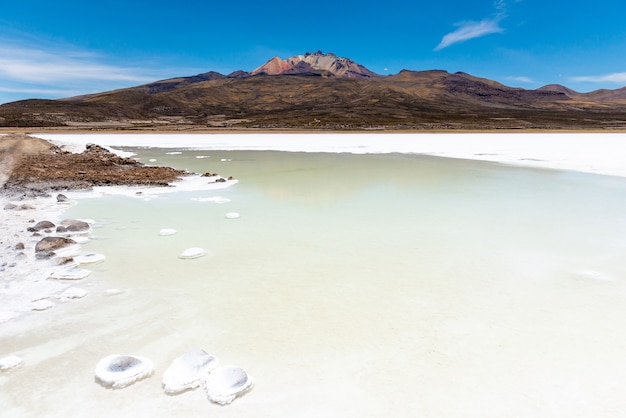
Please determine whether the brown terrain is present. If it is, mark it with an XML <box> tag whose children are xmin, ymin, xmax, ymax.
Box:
<box><xmin>1</xmin><ymin>51</ymin><xmax>626</xmax><ymax>131</ymax></box>
<box><xmin>0</xmin><ymin>133</ymin><xmax>187</xmax><ymax>196</ymax></box>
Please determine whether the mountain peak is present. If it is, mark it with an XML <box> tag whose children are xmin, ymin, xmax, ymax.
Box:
<box><xmin>251</xmin><ymin>51</ymin><xmax>378</xmax><ymax>79</ymax></box>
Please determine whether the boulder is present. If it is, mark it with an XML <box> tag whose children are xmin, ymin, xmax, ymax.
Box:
<box><xmin>27</xmin><ymin>220</ymin><xmax>56</xmax><ymax>232</ymax></box>
<box><xmin>35</xmin><ymin>236</ymin><xmax>76</xmax><ymax>252</ymax></box>
<box><xmin>59</xmin><ymin>219</ymin><xmax>91</xmax><ymax>233</ymax></box>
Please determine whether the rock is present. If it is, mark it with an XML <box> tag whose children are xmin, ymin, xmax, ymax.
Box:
<box><xmin>59</xmin><ymin>219</ymin><xmax>91</xmax><ymax>233</ymax></box>
<box><xmin>56</xmin><ymin>193</ymin><xmax>69</xmax><ymax>202</ymax></box>
<box><xmin>27</xmin><ymin>220</ymin><xmax>56</xmax><ymax>232</ymax></box>
<box><xmin>14</xmin><ymin>242</ymin><xmax>25</xmax><ymax>250</ymax></box>
<box><xmin>0</xmin><ymin>355</ymin><xmax>23</xmax><ymax>371</ymax></box>
<box><xmin>35</xmin><ymin>236</ymin><xmax>76</xmax><ymax>252</ymax></box>
<box><xmin>162</xmin><ymin>349</ymin><xmax>220</xmax><ymax>394</ymax></box>
<box><xmin>179</xmin><ymin>247</ymin><xmax>206</xmax><ymax>259</ymax></box>
<box><xmin>95</xmin><ymin>355</ymin><xmax>154</xmax><ymax>389</ymax></box>
<box><xmin>3</xmin><ymin>203</ymin><xmax>18</xmax><ymax>210</ymax></box>
<box><xmin>205</xmin><ymin>365</ymin><xmax>254</xmax><ymax>405</ymax></box>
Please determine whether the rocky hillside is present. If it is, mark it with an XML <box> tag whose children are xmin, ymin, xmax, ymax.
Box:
<box><xmin>1</xmin><ymin>52</ymin><xmax>626</xmax><ymax>130</ymax></box>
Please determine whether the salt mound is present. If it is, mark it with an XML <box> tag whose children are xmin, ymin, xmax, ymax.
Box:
<box><xmin>159</xmin><ymin>228</ymin><xmax>177</xmax><ymax>236</ymax></box>
<box><xmin>32</xmin><ymin>299</ymin><xmax>54</xmax><ymax>311</ymax></box>
<box><xmin>49</xmin><ymin>267</ymin><xmax>92</xmax><ymax>280</ymax></box>
<box><xmin>179</xmin><ymin>247</ymin><xmax>206</xmax><ymax>259</ymax></box>
<box><xmin>95</xmin><ymin>355</ymin><xmax>154</xmax><ymax>389</ymax></box>
<box><xmin>59</xmin><ymin>287</ymin><xmax>88</xmax><ymax>300</ymax></box>
<box><xmin>225</xmin><ymin>212</ymin><xmax>240</xmax><ymax>219</ymax></box>
<box><xmin>162</xmin><ymin>349</ymin><xmax>219</xmax><ymax>394</ymax></box>
<box><xmin>205</xmin><ymin>365</ymin><xmax>253</xmax><ymax>405</ymax></box>
<box><xmin>74</xmin><ymin>253</ymin><xmax>106</xmax><ymax>265</ymax></box>
<box><xmin>0</xmin><ymin>355</ymin><xmax>23</xmax><ymax>371</ymax></box>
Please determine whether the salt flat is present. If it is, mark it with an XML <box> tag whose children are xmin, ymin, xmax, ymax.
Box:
<box><xmin>37</xmin><ymin>132</ymin><xmax>626</xmax><ymax>178</ymax></box>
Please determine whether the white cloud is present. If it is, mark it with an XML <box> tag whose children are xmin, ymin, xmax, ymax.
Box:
<box><xmin>435</xmin><ymin>1</ymin><xmax>508</xmax><ymax>51</ymax></box>
<box><xmin>569</xmin><ymin>72</ymin><xmax>626</xmax><ymax>84</ymax></box>
<box><xmin>0</xmin><ymin>44</ymin><xmax>155</xmax><ymax>84</ymax></box>
<box><xmin>435</xmin><ymin>19</ymin><xmax>504</xmax><ymax>51</ymax></box>
<box><xmin>506</xmin><ymin>76</ymin><xmax>534</xmax><ymax>83</ymax></box>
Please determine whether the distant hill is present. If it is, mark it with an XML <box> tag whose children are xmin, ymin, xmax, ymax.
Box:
<box><xmin>2</xmin><ymin>51</ymin><xmax>626</xmax><ymax>130</ymax></box>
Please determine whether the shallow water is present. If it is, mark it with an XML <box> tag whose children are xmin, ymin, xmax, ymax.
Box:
<box><xmin>3</xmin><ymin>149</ymin><xmax>626</xmax><ymax>417</ymax></box>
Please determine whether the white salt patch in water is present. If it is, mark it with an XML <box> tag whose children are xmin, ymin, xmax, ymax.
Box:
<box><xmin>205</xmin><ymin>365</ymin><xmax>253</xmax><ymax>405</ymax></box>
<box><xmin>31</xmin><ymin>299</ymin><xmax>54</xmax><ymax>311</ymax></box>
<box><xmin>104</xmin><ymin>288</ymin><xmax>123</xmax><ymax>296</ymax></box>
<box><xmin>166</xmin><ymin>151</ymin><xmax>182</xmax><ymax>155</ymax></box>
<box><xmin>0</xmin><ymin>311</ymin><xmax>16</xmax><ymax>323</ymax></box>
<box><xmin>0</xmin><ymin>356</ymin><xmax>23</xmax><ymax>371</ymax></box>
<box><xmin>574</xmin><ymin>269</ymin><xmax>613</xmax><ymax>281</ymax></box>
<box><xmin>220</xmin><ymin>158</ymin><xmax>232</xmax><ymax>162</ymax></box>
<box><xmin>158</xmin><ymin>228</ymin><xmax>177</xmax><ymax>236</ymax></box>
<box><xmin>74</xmin><ymin>253</ymin><xmax>105</xmax><ymax>265</ymax></box>
<box><xmin>51</xmin><ymin>244</ymin><xmax>82</xmax><ymax>258</ymax></box>
<box><xmin>48</xmin><ymin>267</ymin><xmax>92</xmax><ymax>280</ymax></box>
<box><xmin>149</xmin><ymin>159</ymin><xmax>157</xmax><ymax>162</ymax></box>
<box><xmin>191</xmin><ymin>196</ymin><xmax>231</xmax><ymax>203</ymax></box>
<box><xmin>94</xmin><ymin>355</ymin><xmax>154</xmax><ymax>389</ymax></box>
<box><xmin>179</xmin><ymin>247</ymin><xmax>206</xmax><ymax>259</ymax></box>
<box><xmin>58</xmin><ymin>287</ymin><xmax>88</xmax><ymax>300</ymax></box>
<box><xmin>225</xmin><ymin>212</ymin><xmax>240</xmax><ymax>219</ymax></box>
<box><xmin>195</xmin><ymin>155</ymin><xmax>210</xmax><ymax>159</ymax></box>
<box><xmin>162</xmin><ymin>349</ymin><xmax>220</xmax><ymax>394</ymax></box>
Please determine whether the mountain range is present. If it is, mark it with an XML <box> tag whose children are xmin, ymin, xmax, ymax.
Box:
<box><xmin>1</xmin><ymin>51</ymin><xmax>626</xmax><ymax>130</ymax></box>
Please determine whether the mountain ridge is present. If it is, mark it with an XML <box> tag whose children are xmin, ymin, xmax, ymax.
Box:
<box><xmin>2</xmin><ymin>51</ymin><xmax>626</xmax><ymax>130</ymax></box>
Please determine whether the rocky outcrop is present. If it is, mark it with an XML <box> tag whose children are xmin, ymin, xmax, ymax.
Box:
<box><xmin>251</xmin><ymin>51</ymin><xmax>378</xmax><ymax>78</ymax></box>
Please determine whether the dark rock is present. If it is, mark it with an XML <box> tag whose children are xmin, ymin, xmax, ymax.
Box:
<box><xmin>15</xmin><ymin>242</ymin><xmax>25</xmax><ymax>250</ymax></box>
<box><xmin>60</xmin><ymin>219</ymin><xmax>90</xmax><ymax>233</ymax></box>
<box><xmin>56</xmin><ymin>194</ymin><xmax>69</xmax><ymax>202</ymax></box>
<box><xmin>27</xmin><ymin>220</ymin><xmax>56</xmax><ymax>232</ymax></box>
<box><xmin>35</xmin><ymin>250</ymin><xmax>55</xmax><ymax>260</ymax></box>
<box><xmin>34</xmin><ymin>236</ymin><xmax>76</xmax><ymax>252</ymax></box>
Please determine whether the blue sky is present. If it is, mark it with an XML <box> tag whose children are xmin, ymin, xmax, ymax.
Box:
<box><xmin>1</xmin><ymin>0</ymin><xmax>625</xmax><ymax>104</ymax></box>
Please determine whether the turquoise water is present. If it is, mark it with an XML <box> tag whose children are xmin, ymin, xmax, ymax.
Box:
<box><xmin>3</xmin><ymin>149</ymin><xmax>626</xmax><ymax>417</ymax></box>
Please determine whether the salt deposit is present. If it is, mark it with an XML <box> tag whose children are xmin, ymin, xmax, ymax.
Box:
<box><xmin>73</xmin><ymin>253</ymin><xmax>105</xmax><ymax>265</ymax></box>
<box><xmin>179</xmin><ymin>247</ymin><xmax>206</xmax><ymax>259</ymax></box>
<box><xmin>48</xmin><ymin>267</ymin><xmax>92</xmax><ymax>280</ymax></box>
<box><xmin>205</xmin><ymin>365</ymin><xmax>253</xmax><ymax>405</ymax></box>
<box><xmin>94</xmin><ymin>355</ymin><xmax>154</xmax><ymax>389</ymax></box>
<box><xmin>31</xmin><ymin>299</ymin><xmax>54</xmax><ymax>311</ymax></box>
<box><xmin>0</xmin><ymin>355</ymin><xmax>23</xmax><ymax>371</ymax></box>
<box><xmin>58</xmin><ymin>287</ymin><xmax>88</xmax><ymax>300</ymax></box>
<box><xmin>162</xmin><ymin>349</ymin><xmax>219</xmax><ymax>394</ymax></box>
<box><xmin>158</xmin><ymin>228</ymin><xmax>177</xmax><ymax>236</ymax></box>
<box><xmin>225</xmin><ymin>212</ymin><xmax>240</xmax><ymax>219</ymax></box>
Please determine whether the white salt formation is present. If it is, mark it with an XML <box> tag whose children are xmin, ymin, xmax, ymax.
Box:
<box><xmin>158</xmin><ymin>228</ymin><xmax>177</xmax><ymax>236</ymax></box>
<box><xmin>205</xmin><ymin>365</ymin><xmax>253</xmax><ymax>405</ymax></box>
<box><xmin>162</xmin><ymin>349</ymin><xmax>219</xmax><ymax>394</ymax></box>
<box><xmin>49</xmin><ymin>267</ymin><xmax>92</xmax><ymax>280</ymax></box>
<box><xmin>74</xmin><ymin>253</ymin><xmax>106</xmax><ymax>265</ymax></box>
<box><xmin>179</xmin><ymin>247</ymin><xmax>206</xmax><ymax>259</ymax></box>
<box><xmin>58</xmin><ymin>287</ymin><xmax>88</xmax><ymax>300</ymax></box>
<box><xmin>31</xmin><ymin>299</ymin><xmax>54</xmax><ymax>311</ymax></box>
<box><xmin>225</xmin><ymin>212</ymin><xmax>240</xmax><ymax>219</ymax></box>
<box><xmin>95</xmin><ymin>355</ymin><xmax>154</xmax><ymax>389</ymax></box>
<box><xmin>0</xmin><ymin>355</ymin><xmax>23</xmax><ymax>371</ymax></box>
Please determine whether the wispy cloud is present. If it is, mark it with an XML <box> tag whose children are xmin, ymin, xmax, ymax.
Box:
<box><xmin>435</xmin><ymin>1</ymin><xmax>508</xmax><ymax>51</ymax></box>
<box><xmin>506</xmin><ymin>76</ymin><xmax>534</xmax><ymax>83</ymax></box>
<box><xmin>0</xmin><ymin>37</ymin><xmax>200</xmax><ymax>103</ymax></box>
<box><xmin>0</xmin><ymin>44</ymin><xmax>156</xmax><ymax>85</ymax></box>
<box><xmin>569</xmin><ymin>72</ymin><xmax>626</xmax><ymax>84</ymax></box>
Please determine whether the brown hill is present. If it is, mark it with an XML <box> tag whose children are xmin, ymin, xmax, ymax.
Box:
<box><xmin>1</xmin><ymin>53</ymin><xmax>626</xmax><ymax>130</ymax></box>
